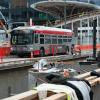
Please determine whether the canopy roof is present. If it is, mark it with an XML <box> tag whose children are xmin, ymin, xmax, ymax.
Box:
<box><xmin>31</xmin><ymin>1</ymin><xmax>100</xmax><ymax>19</ymax></box>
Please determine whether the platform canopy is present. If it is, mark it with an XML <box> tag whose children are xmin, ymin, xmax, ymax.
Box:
<box><xmin>31</xmin><ymin>0</ymin><xmax>100</xmax><ymax>19</ymax></box>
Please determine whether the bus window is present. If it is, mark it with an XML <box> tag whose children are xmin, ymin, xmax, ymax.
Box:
<box><xmin>40</xmin><ymin>34</ymin><xmax>44</xmax><ymax>38</ymax></box>
<box><xmin>58</xmin><ymin>39</ymin><xmax>62</xmax><ymax>44</ymax></box>
<box><xmin>45</xmin><ymin>35</ymin><xmax>51</xmax><ymax>44</ymax></box>
<box><xmin>11</xmin><ymin>30</ymin><xmax>33</xmax><ymax>45</ymax></box>
<box><xmin>63</xmin><ymin>36</ymin><xmax>67</xmax><ymax>43</ymax></box>
<box><xmin>45</xmin><ymin>35</ymin><xmax>50</xmax><ymax>38</ymax></box>
<box><xmin>63</xmin><ymin>39</ymin><xmax>67</xmax><ymax>42</ymax></box>
<box><xmin>40</xmin><ymin>38</ymin><xmax>44</xmax><ymax>44</ymax></box>
<box><xmin>58</xmin><ymin>35</ymin><xmax>62</xmax><ymax>44</ymax></box>
<box><xmin>68</xmin><ymin>39</ymin><xmax>72</xmax><ymax>42</ymax></box>
<box><xmin>40</xmin><ymin>34</ymin><xmax>44</xmax><ymax>44</ymax></box>
<box><xmin>58</xmin><ymin>36</ymin><xmax>62</xmax><ymax>38</ymax></box>
<box><xmin>52</xmin><ymin>38</ymin><xmax>57</xmax><ymax>44</ymax></box>
<box><xmin>63</xmin><ymin>36</ymin><xmax>67</xmax><ymax>38</ymax></box>
<box><xmin>68</xmin><ymin>36</ymin><xmax>72</xmax><ymax>38</ymax></box>
<box><xmin>52</xmin><ymin>35</ymin><xmax>57</xmax><ymax>38</ymax></box>
<box><xmin>52</xmin><ymin>35</ymin><xmax>57</xmax><ymax>44</ymax></box>
<box><xmin>35</xmin><ymin>34</ymin><xmax>38</xmax><ymax>43</ymax></box>
<box><xmin>45</xmin><ymin>38</ymin><xmax>51</xmax><ymax>44</ymax></box>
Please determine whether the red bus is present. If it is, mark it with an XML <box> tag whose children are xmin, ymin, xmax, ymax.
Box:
<box><xmin>10</xmin><ymin>26</ymin><xmax>73</xmax><ymax>57</ymax></box>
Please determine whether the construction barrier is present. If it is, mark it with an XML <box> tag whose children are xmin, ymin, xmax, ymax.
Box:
<box><xmin>0</xmin><ymin>47</ymin><xmax>11</xmax><ymax>63</ymax></box>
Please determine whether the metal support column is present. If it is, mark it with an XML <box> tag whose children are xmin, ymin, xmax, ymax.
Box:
<box><xmin>93</xmin><ymin>19</ymin><xmax>97</xmax><ymax>58</ymax></box>
<box><xmin>97</xmin><ymin>16</ymin><xmax>99</xmax><ymax>45</ymax></box>
<box><xmin>9</xmin><ymin>0</ymin><xmax>11</xmax><ymax>20</ymax></box>
<box><xmin>87</xmin><ymin>17</ymin><xmax>90</xmax><ymax>46</ymax></box>
<box><xmin>71</xmin><ymin>21</ymin><xmax>73</xmax><ymax>31</ymax></box>
<box><xmin>64</xmin><ymin>0</ymin><xmax>66</xmax><ymax>29</ymax></box>
<box><xmin>80</xmin><ymin>19</ymin><xmax>82</xmax><ymax>45</ymax></box>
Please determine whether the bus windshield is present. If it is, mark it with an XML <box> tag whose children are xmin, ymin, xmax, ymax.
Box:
<box><xmin>11</xmin><ymin>30</ymin><xmax>33</xmax><ymax>45</ymax></box>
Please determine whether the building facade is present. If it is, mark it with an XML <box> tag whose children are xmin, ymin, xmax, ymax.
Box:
<box><xmin>0</xmin><ymin>0</ymin><xmax>100</xmax><ymax>26</ymax></box>
<box><xmin>0</xmin><ymin>0</ymin><xmax>55</xmax><ymax>26</ymax></box>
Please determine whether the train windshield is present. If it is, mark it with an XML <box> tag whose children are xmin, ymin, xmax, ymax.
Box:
<box><xmin>11</xmin><ymin>29</ymin><xmax>33</xmax><ymax>45</ymax></box>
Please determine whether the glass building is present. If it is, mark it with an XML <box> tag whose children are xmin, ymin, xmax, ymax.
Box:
<box><xmin>0</xmin><ymin>0</ymin><xmax>100</xmax><ymax>25</ymax></box>
<box><xmin>0</xmin><ymin>0</ymin><xmax>55</xmax><ymax>26</ymax></box>
<box><xmin>0</xmin><ymin>0</ymin><xmax>99</xmax><ymax>24</ymax></box>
